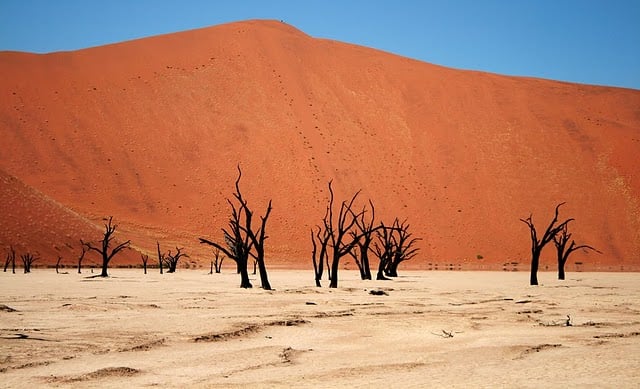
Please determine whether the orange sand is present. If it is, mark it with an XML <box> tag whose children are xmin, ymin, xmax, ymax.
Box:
<box><xmin>0</xmin><ymin>20</ymin><xmax>639</xmax><ymax>270</ymax></box>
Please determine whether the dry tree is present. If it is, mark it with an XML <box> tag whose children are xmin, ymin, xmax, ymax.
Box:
<box><xmin>553</xmin><ymin>224</ymin><xmax>601</xmax><ymax>280</ymax></box>
<box><xmin>164</xmin><ymin>247</ymin><xmax>189</xmax><ymax>273</ymax></box>
<box><xmin>200</xmin><ymin>166</ymin><xmax>273</xmax><ymax>289</ymax></box>
<box><xmin>20</xmin><ymin>253</ymin><xmax>37</xmax><ymax>273</ymax></box>
<box><xmin>81</xmin><ymin>216</ymin><xmax>131</xmax><ymax>277</ymax></box>
<box><xmin>520</xmin><ymin>203</ymin><xmax>573</xmax><ymax>285</ymax></box>
<box><xmin>141</xmin><ymin>253</ymin><xmax>149</xmax><ymax>274</ymax></box>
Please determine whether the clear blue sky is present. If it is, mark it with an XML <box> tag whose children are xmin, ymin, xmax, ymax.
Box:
<box><xmin>1</xmin><ymin>0</ymin><xmax>639</xmax><ymax>90</ymax></box>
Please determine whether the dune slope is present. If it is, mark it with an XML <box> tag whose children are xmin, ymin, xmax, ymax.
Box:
<box><xmin>1</xmin><ymin>20</ymin><xmax>639</xmax><ymax>270</ymax></box>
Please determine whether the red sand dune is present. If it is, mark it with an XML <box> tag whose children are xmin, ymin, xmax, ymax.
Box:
<box><xmin>1</xmin><ymin>20</ymin><xmax>639</xmax><ymax>271</ymax></box>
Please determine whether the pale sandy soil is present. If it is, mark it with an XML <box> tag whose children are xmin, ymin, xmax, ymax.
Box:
<box><xmin>1</xmin><ymin>269</ymin><xmax>639</xmax><ymax>388</ymax></box>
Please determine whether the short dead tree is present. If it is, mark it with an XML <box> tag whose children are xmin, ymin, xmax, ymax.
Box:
<box><xmin>311</xmin><ymin>223</ymin><xmax>331</xmax><ymax>287</ymax></box>
<box><xmin>20</xmin><ymin>253</ymin><xmax>37</xmax><ymax>273</ymax></box>
<box><xmin>384</xmin><ymin>218</ymin><xmax>420</xmax><ymax>277</ymax></box>
<box><xmin>81</xmin><ymin>216</ymin><xmax>131</xmax><ymax>277</ymax></box>
<box><xmin>553</xmin><ymin>224</ymin><xmax>601</xmax><ymax>280</ymax></box>
<box><xmin>164</xmin><ymin>247</ymin><xmax>188</xmax><ymax>273</ymax></box>
<box><xmin>211</xmin><ymin>248</ymin><xmax>224</xmax><ymax>274</ymax></box>
<box><xmin>140</xmin><ymin>254</ymin><xmax>149</xmax><ymax>274</ymax></box>
<box><xmin>520</xmin><ymin>203</ymin><xmax>573</xmax><ymax>285</ymax></box>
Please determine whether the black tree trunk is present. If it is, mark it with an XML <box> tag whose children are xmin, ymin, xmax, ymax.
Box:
<box><xmin>530</xmin><ymin>249</ymin><xmax>540</xmax><ymax>286</ymax></box>
<box><xmin>239</xmin><ymin>265</ymin><xmax>252</xmax><ymax>288</ymax></box>
<box><xmin>558</xmin><ymin>260</ymin><xmax>566</xmax><ymax>280</ymax></box>
<box><xmin>101</xmin><ymin>253</ymin><xmax>109</xmax><ymax>277</ymax></box>
<box><xmin>329</xmin><ymin>253</ymin><xmax>340</xmax><ymax>288</ymax></box>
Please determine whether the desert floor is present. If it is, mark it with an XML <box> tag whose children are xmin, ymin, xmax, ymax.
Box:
<box><xmin>1</xmin><ymin>269</ymin><xmax>639</xmax><ymax>388</ymax></box>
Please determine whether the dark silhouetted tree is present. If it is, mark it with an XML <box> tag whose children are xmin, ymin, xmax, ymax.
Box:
<box><xmin>311</xmin><ymin>222</ymin><xmax>331</xmax><ymax>287</ymax></box>
<box><xmin>164</xmin><ymin>247</ymin><xmax>188</xmax><ymax>273</ymax></box>
<box><xmin>4</xmin><ymin>246</ymin><xmax>15</xmax><ymax>273</ymax></box>
<box><xmin>141</xmin><ymin>253</ymin><xmax>149</xmax><ymax>274</ymax></box>
<box><xmin>553</xmin><ymin>224</ymin><xmax>601</xmax><ymax>280</ymax></box>
<box><xmin>245</xmin><ymin>198</ymin><xmax>273</xmax><ymax>290</ymax></box>
<box><xmin>81</xmin><ymin>216</ymin><xmax>131</xmax><ymax>277</ymax></box>
<box><xmin>201</xmin><ymin>166</ymin><xmax>272</xmax><ymax>289</ymax></box>
<box><xmin>373</xmin><ymin>222</ymin><xmax>394</xmax><ymax>280</ymax></box>
<box><xmin>77</xmin><ymin>241</ymin><xmax>87</xmax><ymax>274</ymax></box>
<box><xmin>20</xmin><ymin>253</ymin><xmax>37</xmax><ymax>273</ymax></box>
<box><xmin>520</xmin><ymin>203</ymin><xmax>573</xmax><ymax>285</ymax></box>
<box><xmin>55</xmin><ymin>256</ymin><xmax>62</xmax><ymax>274</ymax></box>
<box><xmin>349</xmin><ymin>200</ymin><xmax>376</xmax><ymax>280</ymax></box>
<box><xmin>212</xmin><ymin>249</ymin><xmax>224</xmax><ymax>273</ymax></box>
<box><xmin>318</xmin><ymin>181</ymin><xmax>368</xmax><ymax>288</ymax></box>
<box><xmin>384</xmin><ymin>218</ymin><xmax>420</xmax><ymax>277</ymax></box>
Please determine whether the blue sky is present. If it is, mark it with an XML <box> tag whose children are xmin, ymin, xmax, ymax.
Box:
<box><xmin>1</xmin><ymin>0</ymin><xmax>639</xmax><ymax>90</ymax></box>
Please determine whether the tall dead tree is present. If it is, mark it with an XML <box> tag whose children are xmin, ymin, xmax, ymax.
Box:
<box><xmin>201</xmin><ymin>166</ymin><xmax>272</xmax><ymax>289</ymax></box>
<box><xmin>311</xmin><ymin>222</ymin><xmax>331</xmax><ymax>287</ymax></box>
<box><xmin>157</xmin><ymin>241</ymin><xmax>164</xmax><ymax>274</ymax></box>
<box><xmin>77</xmin><ymin>241</ymin><xmax>86</xmax><ymax>274</ymax></box>
<box><xmin>349</xmin><ymin>200</ymin><xmax>376</xmax><ymax>280</ymax></box>
<box><xmin>81</xmin><ymin>216</ymin><xmax>131</xmax><ymax>277</ymax></box>
<box><xmin>200</xmin><ymin>199</ymin><xmax>253</xmax><ymax>287</ymax></box>
<box><xmin>553</xmin><ymin>224</ymin><xmax>601</xmax><ymax>280</ymax></box>
<box><xmin>319</xmin><ymin>181</ymin><xmax>368</xmax><ymax>288</ymax></box>
<box><xmin>240</xmin><ymin>182</ymin><xmax>273</xmax><ymax>290</ymax></box>
<box><xmin>20</xmin><ymin>253</ymin><xmax>37</xmax><ymax>273</ymax></box>
<box><xmin>520</xmin><ymin>203</ymin><xmax>573</xmax><ymax>285</ymax></box>
<box><xmin>4</xmin><ymin>246</ymin><xmax>15</xmax><ymax>273</ymax></box>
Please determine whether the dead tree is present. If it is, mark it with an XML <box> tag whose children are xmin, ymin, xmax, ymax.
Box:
<box><xmin>311</xmin><ymin>223</ymin><xmax>331</xmax><ymax>287</ymax></box>
<box><xmin>20</xmin><ymin>253</ymin><xmax>37</xmax><ymax>273</ymax></box>
<box><xmin>77</xmin><ymin>242</ymin><xmax>86</xmax><ymax>274</ymax></box>
<box><xmin>141</xmin><ymin>254</ymin><xmax>149</xmax><ymax>274</ymax></box>
<box><xmin>520</xmin><ymin>203</ymin><xmax>573</xmax><ymax>285</ymax></box>
<box><xmin>553</xmin><ymin>224</ymin><xmax>601</xmax><ymax>280</ymax></box>
<box><xmin>349</xmin><ymin>200</ymin><xmax>376</xmax><ymax>280</ymax></box>
<box><xmin>157</xmin><ymin>241</ymin><xmax>164</xmax><ymax>274</ymax></box>
<box><xmin>164</xmin><ymin>247</ymin><xmax>188</xmax><ymax>273</ymax></box>
<box><xmin>319</xmin><ymin>181</ymin><xmax>368</xmax><ymax>288</ymax></box>
<box><xmin>55</xmin><ymin>256</ymin><xmax>63</xmax><ymax>274</ymax></box>
<box><xmin>200</xmin><ymin>212</ymin><xmax>252</xmax><ymax>287</ymax></box>
<box><xmin>200</xmin><ymin>167</ymin><xmax>255</xmax><ymax>289</ymax></box>
<box><xmin>81</xmin><ymin>216</ymin><xmax>131</xmax><ymax>277</ymax></box>
<box><xmin>373</xmin><ymin>222</ymin><xmax>395</xmax><ymax>280</ymax></box>
<box><xmin>200</xmin><ymin>166</ymin><xmax>273</xmax><ymax>289</ymax></box>
<box><xmin>212</xmin><ymin>249</ymin><xmax>224</xmax><ymax>273</ymax></box>
<box><xmin>384</xmin><ymin>219</ymin><xmax>420</xmax><ymax>277</ymax></box>
<box><xmin>4</xmin><ymin>246</ymin><xmax>15</xmax><ymax>273</ymax></box>
<box><xmin>245</xmin><ymin>198</ymin><xmax>273</xmax><ymax>290</ymax></box>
